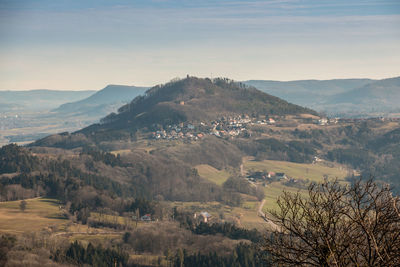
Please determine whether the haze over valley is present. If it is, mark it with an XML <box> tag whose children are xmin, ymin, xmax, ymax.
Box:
<box><xmin>1</xmin><ymin>0</ymin><xmax>399</xmax><ymax>266</ymax></box>
<box><xmin>2</xmin><ymin>76</ymin><xmax>399</xmax><ymax>147</ymax></box>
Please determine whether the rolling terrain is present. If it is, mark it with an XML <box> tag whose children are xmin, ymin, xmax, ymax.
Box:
<box><xmin>244</xmin><ymin>76</ymin><xmax>400</xmax><ymax>117</ymax></box>
<box><xmin>244</xmin><ymin>78</ymin><xmax>373</xmax><ymax>107</ymax></box>
<box><xmin>53</xmin><ymin>84</ymin><xmax>148</xmax><ymax>117</ymax></box>
<box><xmin>34</xmin><ymin>76</ymin><xmax>316</xmax><ymax>147</ymax></box>
<box><xmin>327</xmin><ymin>77</ymin><xmax>400</xmax><ymax>115</ymax></box>
<box><xmin>2</xmin><ymin>76</ymin><xmax>400</xmax><ymax>266</ymax></box>
<box><xmin>0</xmin><ymin>85</ymin><xmax>147</xmax><ymax>146</ymax></box>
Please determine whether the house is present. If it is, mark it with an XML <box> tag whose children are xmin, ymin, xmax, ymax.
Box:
<box><xmin>276</xmin><ymin>173</ymin><xmax>287</xmax><ymax>180</ymax></box>
<box><xmin>212</xmin><ymin>130</ymin><xmax>221</xmax><ymax>137</ymax></box>
<box><xmin>194</xmin><ymin>211</ymin><xmax>212</xmax><ymax>223</ymax></box>
<box><xmin>329</xmin><ymin>118</ymin><xmax>339</xmax><ymax>124</ymax></box>
<box><xmin>313</xmin><ymin>156</ymin><xmax>323</xmax><ymax>163</ymax></box>
<box><xmin>318</xmin><ymin>118</ymin><xmax>328</xmax><ymax>125</ymax></box>
<box><xmin>268</xmin><ymin>118</ymin><xmax>276</xmax><ymax>124</ymax></box>
<box><xmin>229</xmin><ymin>130</ymin><xmax>239</xmax><ymax>136</ymax></box>
<box><xmin>248</xmin><ymin>171</ymin><xmax>267</xmax><ymax>180</ymax></box>
<box><xmin>267</xmin><ymin>171</ymin><xmax>276</xmax><ymax>178</ymax></box>
<box><xmin>140</xmin><ymin>214</ymin><xmax>151</xmax><ymax>221</ymax></box>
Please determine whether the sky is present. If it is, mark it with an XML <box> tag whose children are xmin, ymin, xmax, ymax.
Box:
<box><xmin>0</xmin><ymin>0</ymin><xmax>399</xmax><ymax>90</ymax></box>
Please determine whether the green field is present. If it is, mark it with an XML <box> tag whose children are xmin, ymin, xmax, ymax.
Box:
<box><xmin>245</xmin><ymin>159</ymin><xmax>349</xmax><ymax>182</ymax></box>
<box><xmin>0</xmin><ymin>198</ymin><xmax>68</xmax><ymax>234</ymax></box>
<box><xmin>170</xmin><ymin>200</ymin><xmax>269</xmax><ymax>230</ymax></box>
<box><xmin>244</xmin><ymin>159</ymin><xmax>350</xmax><ymax>212</ymax></box>
<box><xmin>89</xmin><ymin>211</ymin><xmax>143</xmax><ymax>229</ymax></box>
<box><xmin>262</xmin><ymin>182</ymin><xmax>310</xmax><ymax>212</ymax></box>
<box><xmin>196</xmin><ymin>164</ymin><xmax>231</xmax><ymax>185</ymax></box>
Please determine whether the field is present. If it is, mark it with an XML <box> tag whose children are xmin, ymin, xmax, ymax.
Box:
<box><xmin>244</xmin><ymin>159</ymin><xmax>350</xmax><ymax>212</ymax></box>
<box><xmin>0</xmin><ymin>198</ymin><xmax>132</xmax><ymax>247</ymax></box>
<box><xmin>0</xmin><ymin>198</ymin><xmax>68</xmax><ymax>234</ymax></box>
<box><xmin>170</xmin><ymin>200</ymin><xmax>269</xmax><ymax>230</ymax></box>
<box><xmin>261</xmin><ymin>182</ymin><xmax>310</xmax><ymax>212</ymax></box>
<box><xmin>196</xmin><ymin>164</ymin><xmax>231</xmax><ymax>185</ymax></box>
<box><xmin>245</xmin><ymin>159</ymin><xmax>349</xmax><ymax>182</ymax></box>
<box><xmin>180</xmin><ymin>159</ymin><xmax>347</xmax><ymax>229</ymax></box>
<box><xmin>89</xmin><ymin>211</ymin><xmax>144</xmax><ymax>229</ymax></box>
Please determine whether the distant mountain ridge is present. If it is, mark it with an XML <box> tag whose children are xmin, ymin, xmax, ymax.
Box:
<box><xmin>329</xmin><ymin>77</ymin><xmax>400</xmax><ymax>106</ymax></box>
<box><xmin>53</xmin><ymin>84</ymin><xmax>148</xmax><ymax>116</ymax></box>
<box><xmin>244</xmin><ymin>79</ymin><xmax>373</xmax><ymax>112</ymax></box>
<box><xmin>0</xmin><ymin>86</ymin><xmax>148</xmax><ymax>146</ymax></box>
<box><xmin>0</xmin><ymin>89</ymin><xmax>95</xmax><ymax>111</ymax></box>
<box><xmin>244</xmin><ymin>77</ymin><xmax>400</xmax><ymax>117</ymax></box>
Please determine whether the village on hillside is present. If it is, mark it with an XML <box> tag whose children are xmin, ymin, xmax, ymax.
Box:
<box><xmin>149</xmin><ymin>114</ymin><xmax>400</xmax><ymax>142</ymax></box>
<box><xmin>150</xmin><ymin>115</ymin><xmax>264</xmax><ymax>141</ymax></box>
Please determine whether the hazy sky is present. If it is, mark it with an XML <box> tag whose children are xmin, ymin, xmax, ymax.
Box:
<box><xmin>1</xmin><ymin>0</ymin><xmax>399</xmax><ymax>90</ymax></box>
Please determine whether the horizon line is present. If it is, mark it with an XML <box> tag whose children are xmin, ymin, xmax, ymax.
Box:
<box><xmin>1</xmin><ymin>74</ymin><xmax>399</xmax><ymax>91</ymax></box>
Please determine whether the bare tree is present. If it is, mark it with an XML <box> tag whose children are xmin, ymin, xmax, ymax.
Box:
<box><xmin>19</xmin><ymin>200</ymin><xmax>27</xmax><ymax>212</ymax></box>
<box><xmin>263</xmin><ymin>179</ymin><xmax>400</xmax><ymax>266</ymax></box>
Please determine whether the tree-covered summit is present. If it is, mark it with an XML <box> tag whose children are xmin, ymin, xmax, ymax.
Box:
<box><xmin>32</xmin><ymin>76</ymin><xmax>317</xmax><ymax>147</ymax></box>
<box><xmin>99</xmin><ymin>76</ymin><xmax>317</xmax><ymax>128</ymax></box>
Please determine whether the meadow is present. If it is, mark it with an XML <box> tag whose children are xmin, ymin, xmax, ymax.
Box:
<box><xmin>196</xmin><ymin>164</ymin><xmax>231</xmax><ymax>185</ymax></box>
<box><xmin>0</xmin><ymin>198</ymin><xmax>68</xmax><ymax>234</ymax></box>
<box><xmin>245</xmin><ymin>159</ymin><xmax>349</xmax><ymax>182</ymax></box>
<box><xmin>244</xmin><ymin>159</ymin><xmax>350</xmax><ymax>212</ymax></box>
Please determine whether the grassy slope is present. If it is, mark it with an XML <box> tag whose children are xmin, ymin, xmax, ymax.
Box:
<box><xmin>170</xmin><ymin>200</ymin><xmax>268</xmax><ymax>230</ymax></box>
<box><xmin>262</xmin><ymin>182</ymin><xmax>310</xmax><ymax>212</ymax></box>
<box><xmin>196</xmin><ymin>164</ymin><xmax>231</xmax><ymax>185</ymax></box>
<box><xmin>0</xmin><ymin>198</ymin><xmax>68</xmax><ymax>234</ymax></box>
<box><xmin>245</xmin><ymin>160</ymin><xmax>349</xmax><ymax>182</ymax></box>
<box><xmin>244</xmin><ymin>159</ymin><xmax>350</xmax><ymax>212</ymax></box>
<box><xmin>196</xmin><ymin>159</ymin><xmax>350</xmax><ymax>226</ymax></box>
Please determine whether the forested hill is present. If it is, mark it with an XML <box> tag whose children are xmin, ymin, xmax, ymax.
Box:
<box><xmin>30</xmin><ymin>77</ymin><xmax>317</xmax><ymax>147</ymax></box>
<box><xmin>83</xmin><ymin>77</ymin><xmax>317</xmax><ymax>131</ymax></box>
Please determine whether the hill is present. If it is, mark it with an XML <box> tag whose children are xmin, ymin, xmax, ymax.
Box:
<box><xmin>31</xmin><ymin>77</ymin><xmax>317</xmax><ymax>147</ymax></box>
<box><xmin>243</xmin><ymin>79</ymin><xmax>373</xmax><ymax>108</ymax></box>
<box><xmin>0</xmin><ymin>86</ymin><xmax>147</xmax><ymax>146</ymax></box>
<box><xmin>245</xmin><ymin>77</ymin><xmax>400</xmax><ymax>117</ymax></box>
<box><xmin>53</xmin><ymin>84</ymin><xmax>148</xmax><ymax>117</ymax></box>
<box><xmin>0</xmin><ymin>89</ymin><xmax>94</xmax><ymax>112</ymax></box>
<box><xmin>81</xmin><ymin>77</ymin><xmax>317</xmax><ymax>135</ymax></box>
<box><xmin>327</xmin><ymin>77</ymin><xmax>400</xmax><ymax>115</ymax></box>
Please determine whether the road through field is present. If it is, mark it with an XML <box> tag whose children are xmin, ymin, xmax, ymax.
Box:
<box><xmin>258</xmin><ymin>199</ymin><xmax>280</xmax><ymax>231</ymax></box>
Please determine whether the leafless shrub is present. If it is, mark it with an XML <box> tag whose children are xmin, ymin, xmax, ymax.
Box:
<box><xmin>264</xmin><ymin>179</ymin><xmax>400</xmax><ymax>266</ymax></box>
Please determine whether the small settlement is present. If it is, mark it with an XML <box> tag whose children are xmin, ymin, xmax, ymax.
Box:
<box><xmin>150</xmin><ymin>115</ymin><xmax>275</xmax><ymax>141</ymax></box>
<box><xmin>246</xmin><ymin>170</ymin><xmax>308</xmax><ymax>189</ymax></box>
<box><xmin>148</xmin><ymin>114</ymin><xmax>399</xmax><ymax>142</ymax></box>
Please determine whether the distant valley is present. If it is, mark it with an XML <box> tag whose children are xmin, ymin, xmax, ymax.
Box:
<box><xmin>53</xmin><ymin>84</ymin><xmax>148</xmax><ymax>117</ymax></box>
<box><xmin>0</xmin><ymin>89</ymin><xmax>95</xmax><ymax>112</ymax></box>
<box><xmin>0</xmin><ymin>85</ymin><xmax>147</xmax><ymax>146</ymax></box>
